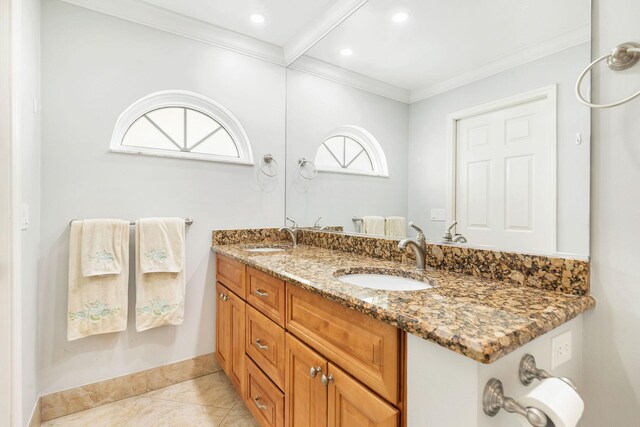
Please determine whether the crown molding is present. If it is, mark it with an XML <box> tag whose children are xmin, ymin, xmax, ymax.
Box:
<box><xmin>290</xmin><ymin>55</ymin><xmax>410</xmax><ymax>103</ymax></box>
<box><xmin>409</xmin><ymin>24</ymin><xmax>590</xmax><ymax>103</ymax></box>
<box><xmin>283</xmin><ymin>0</ymin><xmax>369</xmax><ymax>66</ymax></box>
<box><xmin>58</xmin><ymin>0</ymin><xmax>285</xmax><ymax>65</ymax></box>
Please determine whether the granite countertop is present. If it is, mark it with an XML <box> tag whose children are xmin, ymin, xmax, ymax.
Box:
<box><xmin>212</xmin><ymin>242</ymin><xmax>595</xmax><ymax>364</ymax></box>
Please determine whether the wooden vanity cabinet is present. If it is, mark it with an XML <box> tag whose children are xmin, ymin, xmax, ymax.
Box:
<box><xmin>215</xmin><ymin>254</ymin><xmax>405</xmax><ymax>427</ymax></box>
<box><xmin>216</xmin><ymin>282</ymin><xmax>246</xmax><ymax>396</ymax></box>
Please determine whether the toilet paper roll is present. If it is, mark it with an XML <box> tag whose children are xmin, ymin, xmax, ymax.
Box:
<box><xmin>518</xmin><ymin>378</ymin><xmax>584</xmax><ymax>427</ymax></box>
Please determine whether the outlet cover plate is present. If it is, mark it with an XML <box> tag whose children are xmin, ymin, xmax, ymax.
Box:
<box><xmin>430</xmin><ymin>208</ymin><xmax>446</xmax><ymax>221</ymax></box>
<box><xmin>551</xmin><ymin>330</ymin><xmax>572</xmax><ymax>368</ymax></box>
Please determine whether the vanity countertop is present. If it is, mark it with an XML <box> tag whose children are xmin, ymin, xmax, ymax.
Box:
<box><xmin>212</xmin><ymin>242</ymin><xmax>595</xmax><ymax>364</ymax></box>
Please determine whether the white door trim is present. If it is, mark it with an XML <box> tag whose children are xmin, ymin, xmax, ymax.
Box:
<box><xmin>0</xmin><ymin>0</ymin><xmax>16</xmax><ymax>425</ymax></box>
<box><xmin>445</xmin><ymin>85</ymin><xmax>558</xmax><ymax>252</ymax></box>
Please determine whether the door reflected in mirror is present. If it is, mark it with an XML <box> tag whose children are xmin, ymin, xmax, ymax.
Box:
<box><xmin>286</xmin><ymin>0</ymin><xmax>591</xmax><ymax>257</ymax></box>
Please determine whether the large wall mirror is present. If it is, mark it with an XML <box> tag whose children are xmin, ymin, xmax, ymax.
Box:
<box><xmin>285</xmin><ymin>0</ymin><xmax>591</xmax><ymax>257</ymax></box>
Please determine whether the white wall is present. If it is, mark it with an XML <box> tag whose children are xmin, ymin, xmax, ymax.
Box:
<box><xmin>285</xmin><ymin>68</ymin><xmax>409</xmax><ymax>232</ymax></box>
<box><xmin>583</xmin><ymin>0</ymin><xmax>640</xmax><ymax>425</ymax></box>
<box><xmin>39</xmin><ymin>0</ymin><xmax>285</xmax><ymax>395</ymax></box>
<box><xmin>19</xmin><ymin>0</ymin><xmax>41</xmax><ymax>424</ymax></box>
<box><xmin>408</xmin><ymin>44</ymin><xmax>591</xmax><ymax>255</ymax></box>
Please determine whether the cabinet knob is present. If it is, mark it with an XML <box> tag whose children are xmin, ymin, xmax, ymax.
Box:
<box><xmin>218</xmin><ymin>293</ymin><xmax>229</xmax><ymax>302</ymax></box>
<box><xmin>255</xmin><ymin>289</ymin><xmax>269</xmax><ymax>298</ymax></box>
<box><xmin>253</xmin><ymin>396</ymin><xmax>267</xmax><ymax>411</ymax></box>
<box><xmin>321</xmin><ymin>374</ymin><xmax>334</xmax><ymax>387</ymax></box>
<box><xmin>255</xmin><ymin>339</ymin><xmax>269</xmax><ymax>351</ymax></box>
<box><xmin>309</xmin><ymin>366</ymin><xmax>322</xmax><ymax>378</ymax></box>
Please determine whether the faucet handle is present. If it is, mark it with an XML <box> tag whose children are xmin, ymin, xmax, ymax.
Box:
<box><xmin>314</xmin><ymin>217</ymin><xmax>322</xmax><ymax>228</ymax></box>
<box><xmin>446</xmin><ymin>221</ymin><xmax>458</xmax><ymax>233</ymax></box>
<box><xmin>408</xmin><ymin>222</ymin><xmax>426</xmax><ymax>242</ymax></box>
<box><xmin>286</xmin><ymin>216</ymin><xmax>298</xmax><ymax>228</ymax></box>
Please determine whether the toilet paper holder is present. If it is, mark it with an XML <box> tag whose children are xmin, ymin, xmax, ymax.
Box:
<box><xmin>519</xmin><ymin>353</ymin><xmax>578</xmax><ymax>391</ymax></box>
<box><xmin>483</xmin><ymin>354</ymin><xmax>579</xmax><ymax>426</ymax></box>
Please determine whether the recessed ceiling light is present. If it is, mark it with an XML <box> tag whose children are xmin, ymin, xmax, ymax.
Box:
<box><xmin>391</xmin><ymin>11</ymin><xmax>409</xmax><ymax>23</ymax></box>
<box><xmin>340</xmin><ymin>48</ymin><xmax>353</xmax><ymax>57</ymax></box>
<box><xmin>249</xmin><ymin>13</ymin><xmax>266</xmax><ymax>24</ymax></box>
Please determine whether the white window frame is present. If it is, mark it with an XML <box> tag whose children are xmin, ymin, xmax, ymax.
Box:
<box><xmin>109</xmin><ymin>90</ymin><xmax>254</xmax><ymax>165</ymax></box>
<box><xmin>315</xmin><ymin>125</ymin><xmax>389</xmax><ymax>177</ymax></box>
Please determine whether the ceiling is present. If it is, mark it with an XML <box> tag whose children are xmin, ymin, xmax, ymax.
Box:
<box><xmin>303</xmin><ymin>0</ymin><xmax>590</xmax><ymax>95</ymax></box>
<box><xmin>138</xmin><ymin>0</ymin><xmax>338</xmax><ymax>46</ymax></box>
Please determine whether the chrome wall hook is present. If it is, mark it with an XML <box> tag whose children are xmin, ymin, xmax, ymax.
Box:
<box><xmin>519</xmin><ymin>353</ymin><xmax>578</xmax><ymax>391</ymax></box>
<box><xmin>483</xmin><ymin>378</ymin><xmax>549</xmax><ymax>427</ymax></box>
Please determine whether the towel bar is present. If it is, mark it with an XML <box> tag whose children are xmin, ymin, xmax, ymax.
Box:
<box><xmin>69</xmin><ymin>217</ymin><xmax>193</xmax><ymax>226</ymax></box>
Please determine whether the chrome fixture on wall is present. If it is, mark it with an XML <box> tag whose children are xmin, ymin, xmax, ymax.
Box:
<box><xmin>576</xmin><ymin>41</ymin><xmax>640</xmax><ymax>108</ymax></box>
<box><xmin>442</xmin><ymin>221</ymin><xmax>467</xmax><ymax>244</ymax></box>
<box><xmin>259</xmin><ymin>153</ymin><xmax>279</xmax><ymax>177</ymax></box>
<box><xmin>483</xmin><ymin>354</ymin><xmax>580</xmax><ymax>426</ymax></box>
<box><xmin>297</xmin><ymin>157</ymin><xmax>317</xmax><ymax>180</ymax></box>
<box><xmin>69</xmin><ymin>217</ymin><xmax>193</xmax><ymax>226</ymax></box>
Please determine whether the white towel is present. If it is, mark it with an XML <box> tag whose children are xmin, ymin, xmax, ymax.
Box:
<box><xmin>135</xmin><ymin>219</ymin><xmax>185</xmax><ymax>332</ymax></box>
<box><xmin>81</xmin><ymin>219</ymin><xmax>129</xmax><ymax>277</ymax></box>
<box><xmin>385</xmin><ymin>216</ymin><xmax>407</xmax><ymax>238</ymax></box>
<box><xmin>68</xmin><ymin>221</ymin><xmax>129</xmax><ymax>341</ymax></box>
<box><xmin>362</xmin><ymin>216</ymin><xmax>385</xmax><ymax>236</ymax></box>
<box><xmin>138</xmin><ymin>217</ymin><xmax>185</xmax><ymax>273</ymax></box>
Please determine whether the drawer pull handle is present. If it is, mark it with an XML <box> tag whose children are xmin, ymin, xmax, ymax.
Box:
<box><xmin>255</xmin><ymin>339</ymin><xmax>269</xmax><ymax>351</ymax></box>
<box><xmin>253</xmin><ymin>396</ymin><xmax>268</xmax><ymax>411</ymax></box>
<box><xmin>309</xmin><ymin>366</ymin><xmax>322</xmax><ymax>378</ymax></box>
<box><xmin>255</xmin><ymin>289</ymin><xmax>269</xmax><ymax>298</ymax></box>
<box><xmin>321</xmin><ymin>374</ymin><xmax>334</xmax><ymax>387</ymax></box>
<box><xmin>218</xmin><ymin>293</ymin><xmax>229</xmax><ymax>302</ymax></box>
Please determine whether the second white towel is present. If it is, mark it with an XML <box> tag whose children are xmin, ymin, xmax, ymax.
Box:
<box><xmin>135</xmin><ymin>218</ymin><xmax>186</xmax><ymax>332</ymax></box>
<box><xmin>362</xmin><ymin>216</ymin><xmax>385</xmax><ymax>235</ymax></box>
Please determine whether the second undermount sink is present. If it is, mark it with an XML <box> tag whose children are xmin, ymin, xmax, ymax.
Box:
<box><xmin>244</xmin><ymin>246</ymin><xmax>288</xmax><ymax>253</ymax></box>
<box><xmin>337</xmin><ymin>273</ymin><xmax>432</xmax><ymax>291</ymax></box>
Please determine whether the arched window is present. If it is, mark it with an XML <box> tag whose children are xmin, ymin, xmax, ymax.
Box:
<box><xmin>314</xmin><ymin>125</ymin><xmax>388</xmax><ymax>177</ymax></box>
<box><xmin>110</xmin><ymin>90</ymin><xmax>254</xmax><ymax>165</ymax></box>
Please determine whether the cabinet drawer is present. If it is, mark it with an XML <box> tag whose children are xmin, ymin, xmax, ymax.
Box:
<box><xmin>246</xmin><ymin>305</ymin><xmax>286</xmax><ymax>390</ymax></box>
<box><xmin>246</xmin><ymin>267</ymin><xmax>286</xmax><ymax>328</ymax></box>
<box><xmin>286</xmin><ymin>285</ymin><xmax>401</xmax><ymax>405</ymax></box>
<box><xmin>216</xmin><ymin>254</ymin><xmax>245</xmax><ymax>298</ymax></box>
<box><xmin>246</xmin><ymin>357</ymin><xmax>285</xmax><ymax>427</ymax></box>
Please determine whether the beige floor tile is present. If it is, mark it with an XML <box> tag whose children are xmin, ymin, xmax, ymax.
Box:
<box><xmin>142</xmin><ymin>372</ymin><xmax>240</xmax><ymax>409</ymax></box>
<box><xmin>125</xmin><ymin>399</ymin><xmax>230</xmax><ymax>427</ymax></box>
<box><xmin>40</xmin><ymin>396</ymin><xmax>151</xmax><ymax>427</ymax></box>
<box><xmin>220</xmin><ymin>400</ymin><xmax>259</xmax><ymax>427</ymax></box>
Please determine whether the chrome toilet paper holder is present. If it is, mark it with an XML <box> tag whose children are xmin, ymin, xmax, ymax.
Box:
<box><xmin>483</xmin><ymin>354</ymin><xmax>578</xmax><ymax>427</ymax></box>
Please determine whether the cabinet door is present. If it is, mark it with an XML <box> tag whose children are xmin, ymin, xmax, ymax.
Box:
<box><xmin>286</xmin><ymin>333</ymin><xmax>328</xmax><ymax>427</ymax></box>
<box><xmin>228</xmin><ymin>288</ymin><xmax>246</xmax><ymax>397</ymax></box>
<box><xmin>216</xmin><ymin>282</ymin><xmax>231</xmax><ymax>372</ymax></box>
<box><xmin>327</xmin><ymin>364</ymin><xmax>399</xmax><ymax>427</ymax></box>
<box><xmin>216</xmin><ymin>282</ymin><xmax>246</xmax><ymax>397</ymax></box>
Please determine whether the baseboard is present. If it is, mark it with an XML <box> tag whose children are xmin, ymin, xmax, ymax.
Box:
<box><xmin>40</xmin><ymin>352</ymin><xmax>220</xmax><ymax>422</ymax></box>
<box><xmin>28</xmin><ymin>398</ymin><xmax>41</xmax><ymax>427</ymax></box>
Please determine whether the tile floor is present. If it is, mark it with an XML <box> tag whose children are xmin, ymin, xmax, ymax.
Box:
<box><xmin>41</xmin><ymin>372</ymin><xmax>258</xmax><ymax>426</ymax></box>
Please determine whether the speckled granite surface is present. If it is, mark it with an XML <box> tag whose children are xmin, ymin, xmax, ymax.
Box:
<box><xmin>212</xmin><ymin>242</ymin><xmax>595</xmax><ymax>364</ymax></box>
<box><xmin>297</xmin><ymin>230</ymin><xmax>590</xmax><ymax>296</ymax></box>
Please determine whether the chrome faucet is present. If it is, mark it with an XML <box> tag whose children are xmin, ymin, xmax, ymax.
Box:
<box><xmin>442</xmin><ymin>221</ymin><xmax>467</xmax><ymax>244</ymax></box>
<box><xmin>399</xmin><ymin>222</ymin><xmax>427</xmax><ymax>271</ymax></box>
<box><xmin>313</xmin><ymin>217</ymin><xmax>322</xmax><ymax>228</ymax></box>
<box><xmin>279</xmin><ymin>225</ymin><xmax>299</xmax><ymax>247</ymax></box>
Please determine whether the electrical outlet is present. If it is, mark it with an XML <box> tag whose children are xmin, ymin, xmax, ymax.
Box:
<box><xmin>430</xmin><ymin>208</ymin><xmax>446</xmax><ymax>221</ymax></box>
<box><xmin>551</xmin><ymin>330</ymin><xmax>572</xmax><ymax>368</ymax></box>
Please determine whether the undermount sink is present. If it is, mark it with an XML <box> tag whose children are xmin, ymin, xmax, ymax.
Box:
<box><xmin>244</xmin><ymin>246</ymin><xmax>289</xmax><ymax>253</ymax></box>
<box><xmin>337</xmin><ymin>273</ymin><xmax>432</xmax><ymax>291</ymax></box>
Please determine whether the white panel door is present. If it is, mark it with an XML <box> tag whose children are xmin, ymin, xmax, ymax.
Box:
<box><xmin>455</xmin><ymin>97</ymin><xmax>554</xmax><ymax>252</ymax></box>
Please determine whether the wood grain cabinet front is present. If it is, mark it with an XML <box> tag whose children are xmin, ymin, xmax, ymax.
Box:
<box><xmin>246</xmin><ymin>357</ymin><xmax>285</xmax><ymax>427</ymax></box>
<box><xmin>246</xmin><ymin>305</ymin><xmax>286</xmax><ymax>390</ymax></box>
<box><xmin>285</xmin><ymin>333</ymin><xmax>328</xmax><ymax>427</ymax></box>
<box><xmin>216</xmin><ymin>255</ymin><xmax>246</xmax><ymax>298</ymax></box>
<box><xmin>246</xmin><ymin>267</ymin><xmax>286</xmax><ymax>328</ymax></box>
<box><xmin>215</xmin><ymin>282</ymin><xmax>246</xmax><ymax>397</ymax></box>
<box><xmin>286</xmin><ymin>285</ymin><xmax>402</xmax><ymax>405</ymax></box>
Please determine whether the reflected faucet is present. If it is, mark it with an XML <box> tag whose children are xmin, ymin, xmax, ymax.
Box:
<box><xmin>279</xmin><ymin>225</ymin><xmax>299</xmax><ymax>247</ymax></box>
<box><xmin>398</xmin><ymin>222</ymin><xmax>427</xmax><ymax>271</ymax></box>
<box><xmin>442</xmin><ymin>221</ymin><xmax>467</xmax><ymax>244</ymax></box>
